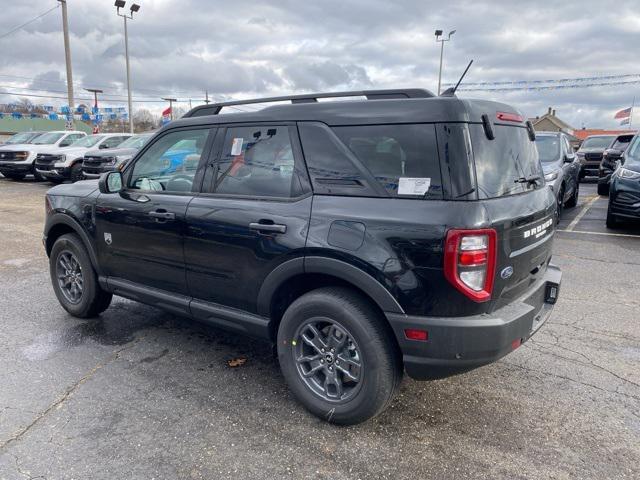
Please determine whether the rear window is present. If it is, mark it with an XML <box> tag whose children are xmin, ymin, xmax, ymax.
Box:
<box><xmin>470</xmin><ymin>124</ymin><xmax>542</xmax><ymax>199</ymax></box>
<box><xmin>333</xmin><ymin>124</ymin><xmax>442</xmax><ymax>199</ymax></box>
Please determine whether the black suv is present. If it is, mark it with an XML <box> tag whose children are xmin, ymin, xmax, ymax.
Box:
<box><xmin>576</xmin><ymin>134</ymin><xmax>616</xmax><ymax>180</ymax></box>
<box><xmin>597</xmin><ymin>133</ymin><xmax>636</xmax><ymax>195</ymax></box>
<box><xmin>43</xmin><ymin>89</ymin><xmax>562</xmax><ymax>424</ymax></box>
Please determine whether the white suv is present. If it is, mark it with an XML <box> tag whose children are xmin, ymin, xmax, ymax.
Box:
<box><xmin>35</xmin><ymin>133</ymin><xmax>132</xmax><ymax>183</ymax></box>
<box><xmin>0</xmin><ymin>131</ymin><xmax>86</xmax><ymax>181</ymax></box>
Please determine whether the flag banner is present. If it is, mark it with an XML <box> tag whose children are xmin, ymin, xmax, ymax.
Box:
<box><xmin>620</xmin><ymin>118</ymin><xmax>631</xmax><ymax>126</ymax></box>
<box><xmin>75</xmin><ymin>106</ymin><xmax>85</xmax><ymax>114</ymax></box>
<box><xmin>614</xmin><ymin>107</ymin><xmax>632</xmax><ymax>119</ymax></box>
<box><xmin>162</xmin><ymin>106</ymin><xmax>172</xmax><ymax>125</ymax></box>
<box><xmin>81</xmin><ymin>113</ymin><xmax>90</xmax><ymax>121</ymax></box>
<box><xmin>92</xmin><ymin>106</ymin><xmax>99</xmax><ymax>114</ymax></box>
<box><xmin>11</xmin><ymin>112</ymin><xmax>22</xmax><ymax>119</ymax></box>
<box><xmin>49</xmin><ymin>113</ymin><xmax>58</xmax><ymax>120</ymax></box>
<box><xmin>61</xmin><ymin>106</ymin><xmax>70</xmax><ymax>114</ymax></box>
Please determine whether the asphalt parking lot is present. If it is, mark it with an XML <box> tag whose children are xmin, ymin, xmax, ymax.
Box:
<box><xmin>0</xmin><ymin>177</ymin><xmax>638</xmax><ymax>480</ymax></box>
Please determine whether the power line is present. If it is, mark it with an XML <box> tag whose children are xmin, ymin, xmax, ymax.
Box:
<box><xmin>0</xmin><ymin>89</ymin><xmax>200</xmax><ymax>104</ymax></box>
<box><xmin>458</xmin><ymin>79</ymin><xmax>640</xmax><ymax>92</ymax></box>
<box><xmin>0</xmin><ymin>4</ymin><xmax>60</xmax><ymax>40</ymax></box>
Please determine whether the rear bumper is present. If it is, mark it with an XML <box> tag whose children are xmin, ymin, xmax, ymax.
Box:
<box><xmin>386</xmin><ymin>264</ymin><xmax>562</xmax><ymax>380</ymax></box>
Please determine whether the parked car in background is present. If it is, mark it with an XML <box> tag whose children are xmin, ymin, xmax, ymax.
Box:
<box><xmin>43</xmin><ymin>89</ymin><xmax>562</xmax><ymax>424</ymax></box>
<box><xmin>35</xmin><ymin>133</ymin><xmax>132</xmax><ymax>183</ymax></box>
<box><xmin>576</xmin><ymin>134</ymin><xmax>616</xmax><ymax>180</ymax></box>
<box><xmin>82</xmin><ymin>133</ymin><xmax>152</xmax><ymax>179</ymax></box>
<box><xmin>0</xmin><ymin>131</ymin><xmax>45</xmax><ymax>146</ymax></box>
<box><xmin>535</xmin><ymin>132</ymin><xmax>580</xmax><ymax>217</ymax></box>
<box><xmin>597</xmin><ymin>132</ymin><xmax>636</xmax><ymax>195</ymax></box>
<box><xmin>0</xmin><ymin>131</ymin><xmax>87</xmax><ymax>181</ymax></box>
<box><xmin>607</xmin><ymin>133</ymin><xmax>640</xmax><ymax>228</ymax></box>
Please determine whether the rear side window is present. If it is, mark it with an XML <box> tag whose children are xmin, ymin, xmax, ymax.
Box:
<box><xmin>470</xmin><ymin>124</ymin><xmax>542</xmax><ymax>199</ymax></box>
<box><xmin>333</xmin><ymin>124</ymin><xmax>442</xmax><ymax>199</ymax></box>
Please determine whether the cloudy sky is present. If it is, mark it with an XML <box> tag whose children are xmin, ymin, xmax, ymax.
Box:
<box><xmin>1</xmin><ymin>0</ymin><xmax>639</xmax><ymax>128</ymax></box>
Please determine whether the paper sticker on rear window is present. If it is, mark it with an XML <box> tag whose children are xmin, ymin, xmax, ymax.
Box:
<box><xmin>231</xmin><ymin>138</ymin><xmax>244</xmax><ymax>156</ymax></box>
<box><xmin>398</xmin><ymin>177</ymin><xmax>431</xmax><ymax>195</ymax></box>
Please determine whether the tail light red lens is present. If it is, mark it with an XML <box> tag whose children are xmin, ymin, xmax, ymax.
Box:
<box><xmin>444</xmin><ymin>228</ymin><xmax>497</xmax><ymax>302</ymax></box>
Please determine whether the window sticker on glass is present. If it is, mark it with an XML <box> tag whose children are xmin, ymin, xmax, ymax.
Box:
<box><xmin>398</xmin><ymin>177</ymin><xmax>431</xmax><ymax>195</ymax></box>
<box><xmin>231</xmin><ymin>138</ymin><xmax>244</xmax><ymax>156</ymax></box>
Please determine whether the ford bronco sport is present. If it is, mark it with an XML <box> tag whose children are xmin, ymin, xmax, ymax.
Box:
<box><xmin>44</xmin><ymin>89</ymin><xmax>562</xmax><ymax>424</ymax></box>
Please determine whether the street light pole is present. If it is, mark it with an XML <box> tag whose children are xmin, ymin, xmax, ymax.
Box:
<box><xmin>115</xmin><ymin>1</ymin><xmax>140</xmax><ymax>134</ymax></box>
<box><xmin>435</xmin><ymin>29</ymin><xmax>456</xmax><ymax>95</ymax></box>
<box><xmin>58</xmin><ymin>0</ymin><xmax>74</xmax><ymax>129</ymax></box>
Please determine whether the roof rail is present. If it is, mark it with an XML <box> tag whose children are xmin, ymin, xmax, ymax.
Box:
<box><xmin>183</xmin><ymin>88</ymin><xmax>434</xmax><ymax>117</ymax></box>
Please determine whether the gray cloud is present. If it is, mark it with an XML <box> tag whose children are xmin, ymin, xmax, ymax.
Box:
<box><xmin>0</xmin><ymin>0</ymin><xmax>638</xmax><ymax>127</ymax></box>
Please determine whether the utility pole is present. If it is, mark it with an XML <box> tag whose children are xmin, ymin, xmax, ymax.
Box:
<box><xmin>115</xmin><ymin>1</ymin><xmax>140</xmax><ymax>134</ymax></box>
<box><xmin>85</xmin><ymin>88</ymin><xmax>103</xmax><ymax>133</ymax></box>
<box><xmin>435</xmin><ymin>29</ymin><xmax>456</xmax><ymax>95</ymax></box>
<box><xmin>162</xmin><ymin>98</ymin><xmax>177</xmax><ymax>120</ymax></box>
<box><xmin>58</xmin><ymin>0</ymin><xmax>74</xmax><ymax>129</ymax></box>
<box><xmin>204</xmin><ymin>90</ymin><xmax>210</xmax><ymax>104</ymax></box>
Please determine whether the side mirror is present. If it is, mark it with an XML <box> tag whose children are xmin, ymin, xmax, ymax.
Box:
<box><xmin>563</xmin><ymin>153</ymin><xmax>575</xmax><ymax>163</ymax></box>
<box><xmin>99</xmin><ymin>171</ymin><xmax>123</xmax><ymax>194</ymax></box>
<box><xmin>59</xmin><ymin>141</ymin><xmax>71</xmax><ymax>147</ymax></box>
<box><xmin>99</xmin><ymin>143</ymin><xmax>110</xmax><ymax>149</ymax></box>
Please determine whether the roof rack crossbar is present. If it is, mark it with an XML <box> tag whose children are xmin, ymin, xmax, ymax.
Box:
<box><xmin>189</xmin><ymin>89</ymin><xmax>433</xmax><ymax>115</ymax></box>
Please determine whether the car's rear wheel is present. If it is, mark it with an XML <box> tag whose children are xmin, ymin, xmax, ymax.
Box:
<box><xmin>606</xmin><ymin>204</ymin><xmax>619</xmax><ymax>229</ymax></box>
<box><xmin>277</xmin><ymin>287</ymin><xmax>402</xmax><ymax>425</ymax></box>
<box><xmin>566</xmin><ymin>182</ymin><xmax>579</xmax><ymax>208</ymax></box>
<box><xmin>597</xmin><ymin>182</ymin><xmax>609</xmax><ymax>196</ymax></box>
<box><xmin>49</xmin><ymin>233</ymin><xmax>112</xmax><ymax>318</ymax></box>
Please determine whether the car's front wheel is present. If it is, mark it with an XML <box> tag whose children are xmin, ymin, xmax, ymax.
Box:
<box><xmin>566</xmin><ymin>181</ymin><xmax>579</xmax><ymax>208</ymax></box>
<box><xmin>49</xmin><ymin>233</ymin><xmax>112</xmax><ymax>317</ymax></box>
<box><xmin>597</xmin><ymin>182</ymin><xmax>610</xmax><ymax>196</ymax></box>
<box><xmin>70</xmin><ymin>163</ymin><xmax>84</xmax><ymax>183</ymax></box>
<box><xmin>277</xmin><ymin>287</ymin><xmax>402</xmax><ymax>425</ymax></box>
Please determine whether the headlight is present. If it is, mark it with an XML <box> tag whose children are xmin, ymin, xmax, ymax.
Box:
<box><xmin>105</xmin><ymin>156</ymin><xmax>117</xmax><ymax>165</ymax></box>
<box><xmin>59</xmin><ymin>154</ymin><xmax>66</xmax><ymax>162</ymax></box>
<box><xmin>576</xmin><ymin>152</ymin><xmax>585</xmax><ymax>157</ymax></box>
<box><xmin>115</xmin><ymin>155</ymin><xmax>132</xmax><ymax>166</ymax></box>
<box><xmin>618</xmin><ymin>167</ymin><xmax>640</xmax><ymax>180</ymax></box>
<box><xmin>544</xmin><ymin>172</ymin><xmax>558</xmax><ymax>181</ymax></box>
<box><xmin>15</xmin><ymin>151</ymin><xmax>29</xmax><ymax>160</ymax></box>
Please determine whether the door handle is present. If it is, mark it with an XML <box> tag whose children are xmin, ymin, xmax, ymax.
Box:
<box><xmin>149</xmin><ymin>210</ymin><xmax>176</xmax><ymax>221</ymax></box>
<box><xmin>249</xmin><ymin>222</ymin><xmax>287</xmax><ymax>234</ymax></box>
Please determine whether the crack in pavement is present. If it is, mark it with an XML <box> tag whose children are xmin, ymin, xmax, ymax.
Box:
<box><xmin>13</xmin><ymin>454</ymin><xmax>47</xmax><ymax>480</ymax></box>
<box><xmin>0</xmin><ymin>337</ymin><xmax>142</xmax><ymax>452</ymax></box>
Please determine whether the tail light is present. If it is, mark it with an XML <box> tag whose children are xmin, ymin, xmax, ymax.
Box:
<box><xmin>444</xmin><ymin>228</ymin><xmax>497</xmax><ymax>302</ymax></box>
<box><xmin>496</xmin><ymin>112</ymin><xmax>524</xmax><ymax>123</ymax></box>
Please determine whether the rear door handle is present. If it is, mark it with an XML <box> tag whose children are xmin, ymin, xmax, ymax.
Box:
<box><xmin>249</xmin><ymin>222</ymin><xmax>287</xmax><ymax>234</ymax></box>
<box><xmin>149</xmin><ymin>210</ymin><xmax>176</xmax><ymax>221</ymax></box>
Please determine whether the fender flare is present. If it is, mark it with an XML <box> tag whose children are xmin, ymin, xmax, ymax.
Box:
<box><xmin>45</xmin><ymin>212</ymin><xmax>102</xmax><ymax>275</ymax></box>
<box><xmin>257</xmin><ymin>256</ymin><xmax>405</xmax><ymax>317</ymax></box>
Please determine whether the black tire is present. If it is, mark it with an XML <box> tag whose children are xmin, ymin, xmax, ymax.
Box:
<box><xmin>32</xmin><ymin>168</ymin><xmax>46</xmax><ymax>182</ymax></box>
<box><xmin>606</xmin><ymin>205</ymin><xmax>619</xmax><ymax>229</ymax></box>
<box><xmin>49</xmin><ymin>233</ymin><xmax>112</xmax><ymax>318</ymax></box>
<box><xmin>565</xmin><ymin>181</ymin><xmax>579</xmax><ymax>208</ymax></box>
<box><xmin>597</xmin><ymin>182</ymin><xmax>609</xmax><ymax>196</ymax></box>
<box><xmin>48</xmin><ymin>178</ymin><xmax>64</xmax><ymax>185</ymax></box>
<box><xmin>556</xmin><ymin>185</ymin><xmax>565</xmax><ymax>222</ymax></box>
<box><xmin>277</xmin><ymin>287</ymin><xmax>402</xmax><ymax>425</ymax></box>
<box><xmin>3</xmin><ymin>173</ymin><xmax>25</xmax><ymax>180</ymax></box>
<box><xmin>70</xmin><ymin>162</ymin><xmax>84</xmax><ymax>183</ymax></box>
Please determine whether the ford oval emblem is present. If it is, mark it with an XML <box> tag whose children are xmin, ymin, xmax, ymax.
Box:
<box><xmin>501</xmin><ymin>266</ymin><xmax>514</xmax><ymax>279</ymax></box>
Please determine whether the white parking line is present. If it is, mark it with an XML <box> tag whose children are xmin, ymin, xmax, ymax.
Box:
<box><xmin>565</xmin><ymin>196</ymin><xmax>599</xmax><ymax>232</ymax></box>
<box><xmin>557</xmin><ymin>229</ymin><xmax>640</xmax><ymax>239</ymax></box>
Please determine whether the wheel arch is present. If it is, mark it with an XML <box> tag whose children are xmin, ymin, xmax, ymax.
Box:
<box><xmin>45</xmin><ymin>213</ymin><xmax>101</xmax><ymax>275</ymax></box>
<box><xmin>259</xmin><ymin>256</ymin><xmax>405</xmax><ymax>340</ymax></box>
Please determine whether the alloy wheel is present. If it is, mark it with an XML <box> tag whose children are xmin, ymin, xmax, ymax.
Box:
<box><xmin>56</xmin><ymin>250</ymin><xmax>84</xmax><ymax>304</ymax></box>
<box><xmin>292</xmin><ymin>318</ymin><xmax>363</xmax><ymax>403</ymax></box>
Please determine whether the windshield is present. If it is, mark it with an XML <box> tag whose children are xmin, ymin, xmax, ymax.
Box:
<box><xmin>118</xmin><ymin>134</ymin><xmax>151</xmax><ymax>149</ymax></box>
<box><xmin>5</xmin><ymin>132</ymin><xmax>37</xmax><ymax>145</ymax></box>
<box><xmin>625</xmin><ymin>135</ymin><xmax>640</xmax><ymax>164</ymax></box>
<box><xmin>611</xmin><ymin>136</ymin><xmax>634</xmax><ymax>151</ymax></box>
<box><xmin>70</xmin><ymin>135</ymin><xmax>104</xmax><ymax>148</ymax></box>
<box><xmin>581</xmin><ymin>136</ymin><xmax>614</xmax><ymax>149</ymax></box>
<box><xmin>33</xmin><ymin>132</ymin><xmax>64</xmax><ymax>144</ymax></box>
<box><xmin>535</xmin><ymin>135</ymin><xmax>561</xmax><ymax>162</ymax></box>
